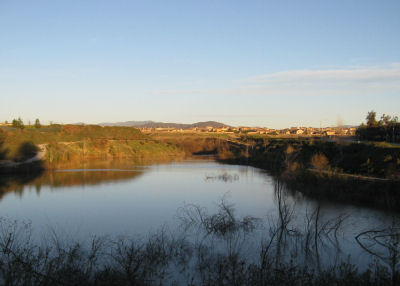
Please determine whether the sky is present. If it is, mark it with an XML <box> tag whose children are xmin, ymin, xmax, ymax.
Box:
<box><xmin>1</xmin><ymin>0</ymin><xmax>399</xmax><ymax>128</ymax></box>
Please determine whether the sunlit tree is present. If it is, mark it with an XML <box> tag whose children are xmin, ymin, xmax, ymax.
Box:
<box><xmin>34</xmin><ymin>118</ymin><xmax>41</xmax><ymax>128</ymax></box>
<box><xmin>12</xmin><ymin>117</ymin><xmax>25</xmax><ymax>129</ymax></box>
<box><xmin>366</xmin><ymin>111</ymin><xmax>378</xmax><ymax>127</ymax></box>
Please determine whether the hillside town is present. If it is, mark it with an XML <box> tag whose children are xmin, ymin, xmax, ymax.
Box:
<box><xmin>0</xmin><ymin>120</ymin><xmax>357</xmax><ymax>137</ymax></box>
<box><xmin>139</xmin><ymin>125</ymin><xmax>357</xmax><ymax>136</ymax></box>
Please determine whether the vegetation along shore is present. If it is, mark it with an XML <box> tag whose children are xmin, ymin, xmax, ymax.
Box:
<box><xmin>1</xmin><ymin>112</ymin><xmax>400</xmax><ymax>211</ymax></box>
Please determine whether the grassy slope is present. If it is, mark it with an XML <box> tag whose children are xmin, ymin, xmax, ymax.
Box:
<box><xmin>0</xmin><ymin>125</ymin><xmax>185</xmax><ymax>167</ymax></box>
<box><xmin>149</xmin><ymin>132</ymin><xmax>235</xmax><ymax>155</ymax></box>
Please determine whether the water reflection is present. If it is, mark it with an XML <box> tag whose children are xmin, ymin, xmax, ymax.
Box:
<box><xmin>0</xmin><ymin>186</ymin><xmax>396</xmax><ymax>285</ymax></box>
<box><xmin>0</xmin><ymin>159</ymin><xmax>398</xmax><ymax>276</ymax></box>
<box><xmin>356</xmin><ymin>218</ymin><xmax>400</xmax><ymax>281</ymax></box>
<box><xmin>0</xmin><ymin>168</ymin><xmax>144</xmax><ymax>201</ymax></box>
<box><xmin>0</xmin><ymin>169</ymin><xmax>44</xmax><ymax>201</ymax></box>
<box><xmin>270</xmin><ymin>181</ymin><xmax>349</xmax><ymax>270</ymax></box>
<box><xmin>39</xmin><ymin>169</ymin><xmax>143</xmax><ymax>188</ymax></box>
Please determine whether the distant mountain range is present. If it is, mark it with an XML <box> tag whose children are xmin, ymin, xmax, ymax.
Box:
<box><xmin>98</xmin><ymin>120</ymin><xmax>231</xmax><ymax>129</ymax></box>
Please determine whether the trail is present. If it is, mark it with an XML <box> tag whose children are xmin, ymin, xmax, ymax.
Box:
<box><xmin>0</xmin><ymin>144</ymin><xmax>47</xmax><ymax>168</ymax></box>
<box><xmin>24</xmin><ymin>144</ymin><xmax>47</xmax><ymax>163</ymax></box>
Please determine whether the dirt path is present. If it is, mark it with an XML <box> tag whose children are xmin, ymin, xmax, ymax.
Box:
<box><xmin>25</xmin><ymin>144</ymin><xmax>47</xmax><ymax>163</ymax></box>
<box><xmin>0</xmin><ymin>143</ymin><xmax>47</xmax><ymax>168</ymax></box>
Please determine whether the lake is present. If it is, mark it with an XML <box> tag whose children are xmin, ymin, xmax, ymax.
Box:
<box><xmin>0</xmin><ymin>157</ymin><xmax>397</xmax><ymax>270</ymax></box>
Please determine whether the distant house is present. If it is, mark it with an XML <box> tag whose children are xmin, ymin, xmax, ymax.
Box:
<box><xmin>324</xmin><ymin>131</ymin><xmax>335</xmax><ymax>136</ymax></box>
<box><xmin>250</xmin><ymin>130</ymin><xmax>259</xmax><ymax>135</ymax></box>
<box><xmin>290</xmin><ymin>129</ymin><xmax>304</xmax><ymax>135</ymax></box>
<box><xmin>306</xmin><ymin>127</ymin><xmax>314</xmax><ymax>134</ymax></box>
<box><xmin>349</xmin><ymin>127</ymin><xmax>357</xmax><ymax>135</ymax></box>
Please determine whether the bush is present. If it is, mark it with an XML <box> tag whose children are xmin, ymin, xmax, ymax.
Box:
<box><xmin>15</xmin><ymin>141</ymin><xmax>38</xmax><ymax>161</ymax></box>
<box><xmin>0</xmin><ymin>130</ymin><xmax>8</xmax><ymax>160</ymax></box>
<box><xmin>311</xmin><ymin>153</ymin><xmax>329</xmax><ymax>170</ymax></box>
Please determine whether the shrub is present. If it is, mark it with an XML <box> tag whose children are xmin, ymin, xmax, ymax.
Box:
<box><xmin>15</xmin><ymin>141</ymin><xmax>38</xmax><ymax>161</ymax></box>
<box><xmin>311</xmin><ymin>153</ymin><xmax>329</xmax><ymax>170</ymax></box>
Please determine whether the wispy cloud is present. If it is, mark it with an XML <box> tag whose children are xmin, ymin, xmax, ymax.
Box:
<box><xmin>236</xmin><ymin>64</ymin><xmax>400</xmax><ymax>96</ymax></box>
<box><xmin>150</xmin><ymin>63</ymin><xmax>400</xmax><ymax>97</ymax></box>
<box><xmin>245</xmin><ymin>64</ymin><xmax>400</xmax><ymax>84</ymax></box>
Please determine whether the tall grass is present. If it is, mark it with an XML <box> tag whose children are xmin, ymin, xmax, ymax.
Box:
<box><xmin>0</xmin><ymin>125</ymin><xmax>147</xmax><ymax>160</ymax></box>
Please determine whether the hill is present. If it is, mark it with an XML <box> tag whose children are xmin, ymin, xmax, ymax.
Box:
<box><xmin>0</xmin><ymin>125</ymin><xmax>185</xmax><ymax>167</ymax></box>
<box><xmin>99</xmin><ymin>120</ymin><xmax>230</xmax><ymax>129</ymax></box>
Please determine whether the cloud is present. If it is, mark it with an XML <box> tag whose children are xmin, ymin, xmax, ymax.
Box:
<box><xmin>245</xmin><ymin>66</ymin><xmax>400</xmax><ymax>84</ymax></box>
<box><xmin>149</xmin><ymin>63</ymin><xmax>400</xmax><ymax>97</ymax></box>
<box><xmin>236</xmin><ymin>64</ymin><xmax>400</xmax><ymax>96</ymax></box>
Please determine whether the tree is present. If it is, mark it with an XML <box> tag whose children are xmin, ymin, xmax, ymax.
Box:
<box><xmin>16</xmin><ymin>141</ymin><xmax>38</xmax><ymax>161</ymax></box>
<box><xmin>380</xmin><ymin>114</ymin><xmax>392</xmax><ymax>126</ymax></box>
<box><xmin>358</xmin><ymin>111</ymin><xmax>400</xmax><ymax>142</ymax></box>
<box><xmin>366</xmin><ymin>111</ymin><xmax>378</xmax><ymax>127</ymax></box>
<box><xmin>311</xmin><ymin>153</ymin><xmax>329</xmax><ymax>170</ymax></box>
<box><xmin>12</xmin><ymin>117</ymin><xmax>25</xmax><ymax>129</ymax></box>
<box><xmin>34</xmin><ymin>118</ymin><xmax>41</xmax><ymax>129</ymax></box>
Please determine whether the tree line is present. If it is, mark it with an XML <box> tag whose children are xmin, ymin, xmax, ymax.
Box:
<box><xmin>356</xmin><ymin>111</ymin><xmax>400</xmax><ymax>143</ymax></box>
<box><xmin>8</xmin><ymin>118</ymin><xmax>41</xmax><ymax>129</ymax></box>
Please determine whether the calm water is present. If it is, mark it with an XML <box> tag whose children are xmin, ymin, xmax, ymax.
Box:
<box><xmin>0</xmin><ymin>158</ymin><xmax>397</xmax><ymax>269</ymax></box>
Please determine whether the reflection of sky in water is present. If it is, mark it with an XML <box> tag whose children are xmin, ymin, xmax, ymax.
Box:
<box><xmin>0</xmin><ymin>160</ymin><xmax>397</xmax><ymax>269</ymax></box>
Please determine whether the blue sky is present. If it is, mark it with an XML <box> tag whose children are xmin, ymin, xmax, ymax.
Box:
<box><xmin>1</xmin><ymin>0</ymin><xmax>399</xmax><ymax>128</ymax></box>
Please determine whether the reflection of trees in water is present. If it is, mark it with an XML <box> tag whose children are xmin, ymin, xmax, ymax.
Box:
<box><xmin>282</xmin><ymin>171</ymin><xmax>400</xmax><ymax>212</ymax></box>
<box><xmin>0</xmin><ymin>176</ymin><xmax>397</xmax><ymax>284</ymax></box>
<box><xmin>0</xmin><ymin>167</ymin><xmax>144</xmax><ymax>201</ymax></box>
<box><xmin>0</xmin><ymin>164</ymin><xmax>44</xmax><ymax>200</ymax></box>
<box><xmin>263</xmin><ymin>180</ymin><xmax>348</xmax><ymax>271</ymax></box>
<box><xmin>356</xmin><ymin>218</ymin><xmax>400</xmax><ymax>285</ymax></box>
<box><xmin>36</xmin><ymin>169</ymin><xmax>144</xmax><ymax>188</ymax></box>
<box><xmin>175</xmin><ymin>185</ymin><xmax>392</xmax><ymax>284</ymax></box>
